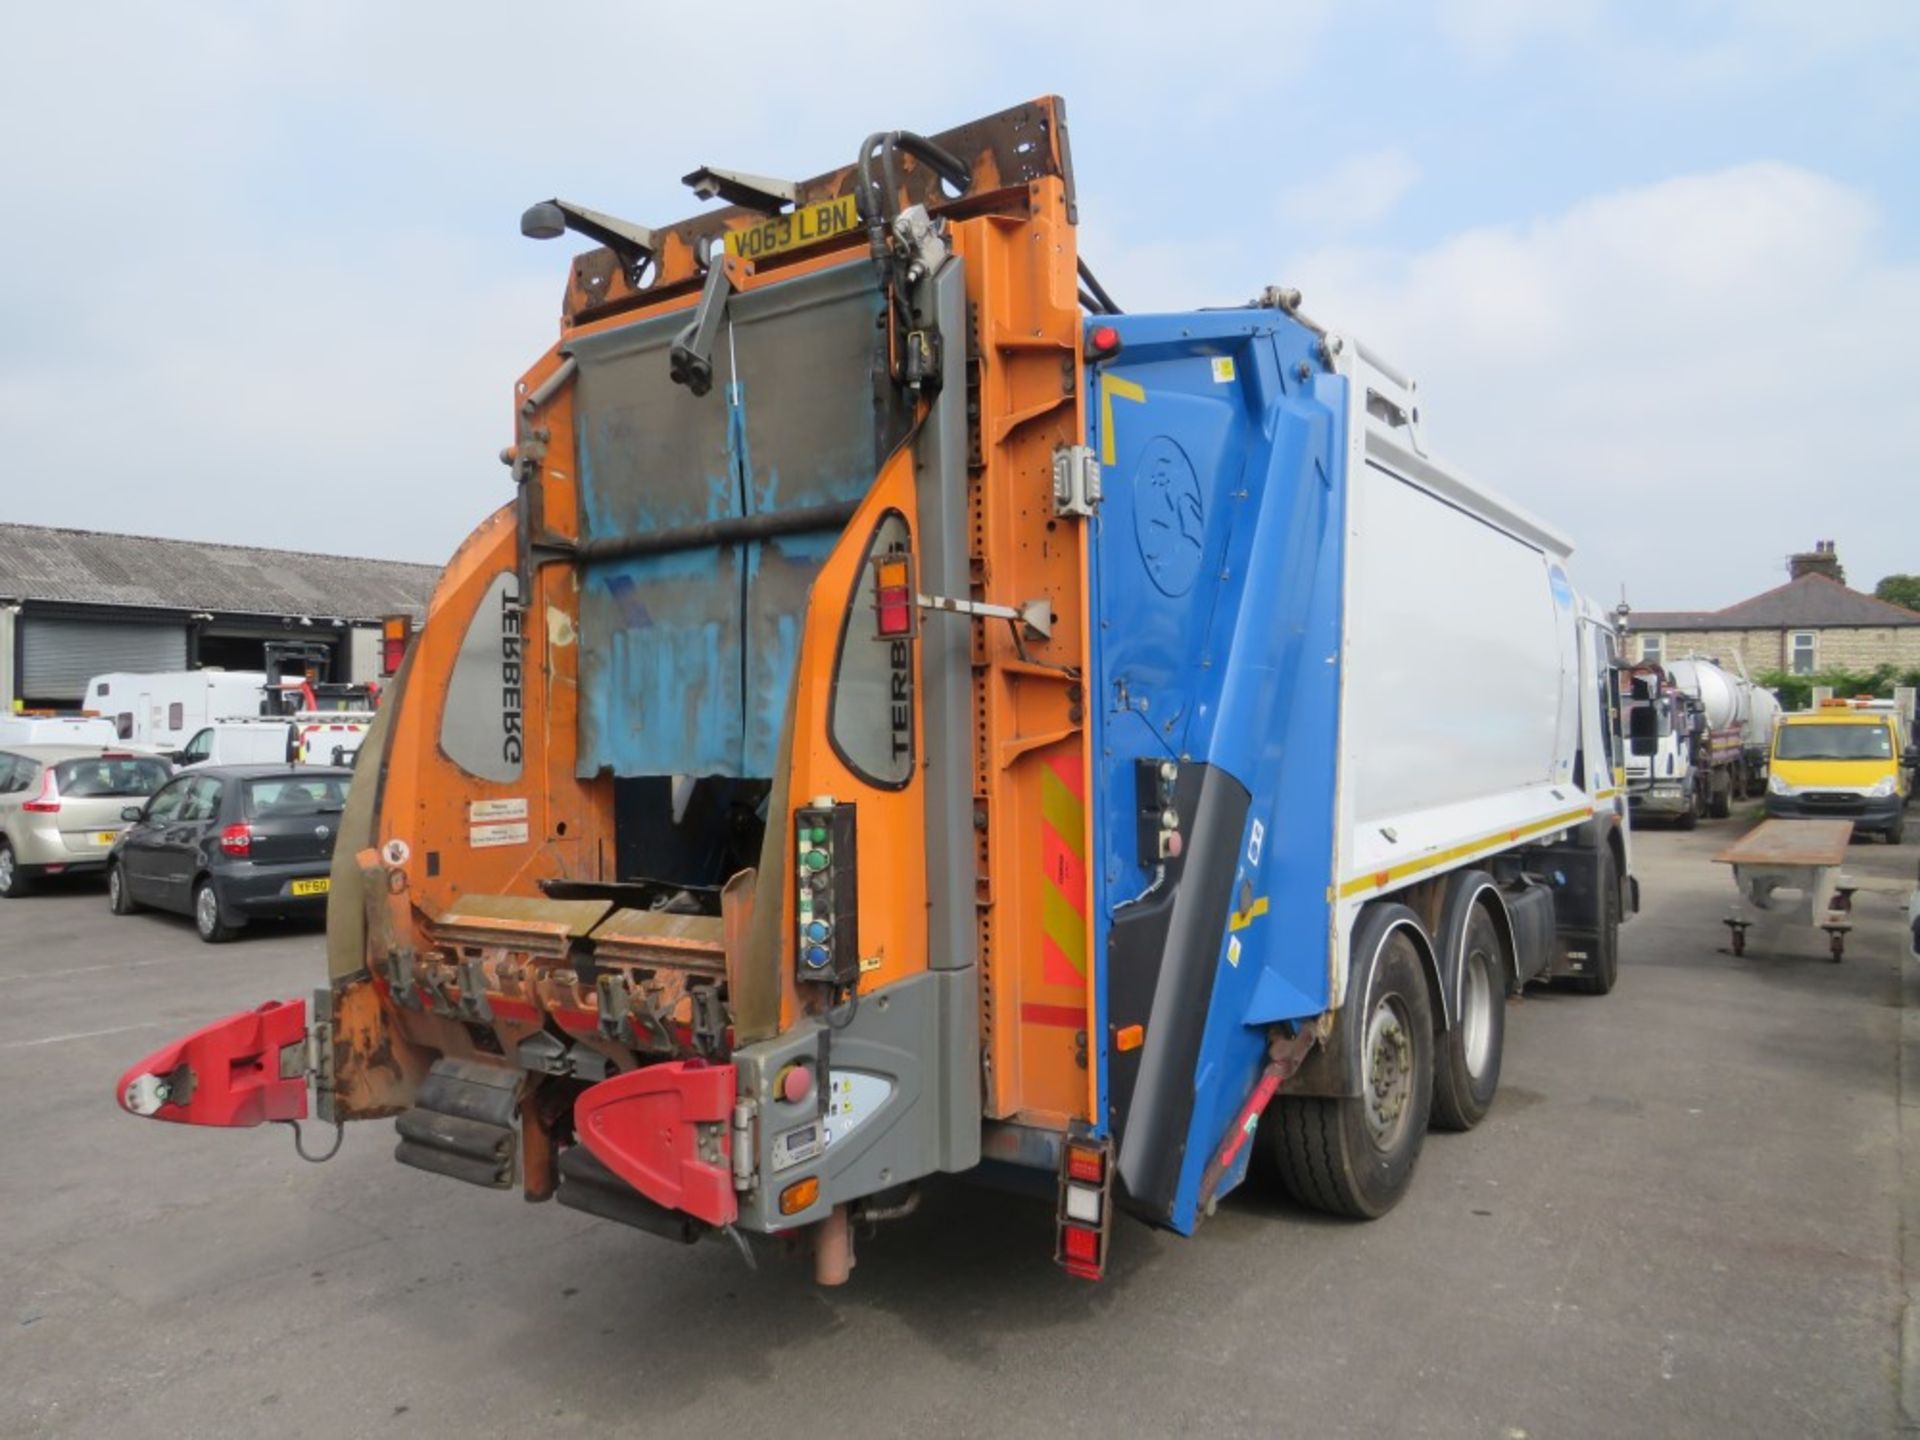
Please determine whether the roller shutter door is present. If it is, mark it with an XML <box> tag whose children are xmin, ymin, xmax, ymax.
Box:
<box><xmin>19</xmin><ymin>617</ymin><xmax>188</xmax><ymax>704</ymax></box>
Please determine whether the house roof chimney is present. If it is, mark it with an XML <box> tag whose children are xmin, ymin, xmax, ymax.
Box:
<box><xmin>1787</xmin><ymin>539</ymin><xmax>1845</xmax><ymax>585</ymax></box>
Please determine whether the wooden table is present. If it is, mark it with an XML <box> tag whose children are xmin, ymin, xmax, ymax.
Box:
<box><xmin>1713</xmin><ymin>819</ymin><xmax>1857</xmax><ymax>959</ymax></box>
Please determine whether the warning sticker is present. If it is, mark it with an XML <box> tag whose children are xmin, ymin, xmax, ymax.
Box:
<box><xmin>1210</xmin><ymin>356</ymin><xmax>1236</xmax><ymax>383</ymax></box>
<box><xmin>470</xmin><ymin>821</ymin><xmax>529</xmax><ymax>848</ymax></box>
<box><xmin>469</xmin><ymin>798</ymin><xmax>528</xmax><ymax>823</ymax></box>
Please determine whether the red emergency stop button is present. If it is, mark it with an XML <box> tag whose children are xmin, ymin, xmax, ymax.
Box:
<box><xmin>781</xmin><ymin>1065</ymin><xmax>813</xmax><ymax>1104</ymax></box>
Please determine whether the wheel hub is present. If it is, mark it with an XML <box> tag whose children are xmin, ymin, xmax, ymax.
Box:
<box><xmin>1364</xmin><ymin>997</ymin><xmax>1414</xmax><ymax>1144</ymax></box>
<box><xmin>1462</xmin><ymin>949</ymin><xmax>1493</xmax><ymax>1077</ymax></box>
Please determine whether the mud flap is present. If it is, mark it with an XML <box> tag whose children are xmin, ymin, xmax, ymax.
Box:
<box><xmin>392</xmin><ymin>1058</ymin><xmax>522</xmax><ymax>1189</ymax></box>
<box><xmin>573</xmin><ymin>1060</ymin><xmax>738</xmax><ymax>1226</ymax></box>
<box><xmin>116</xmin><ymin>999</ymin><xmax>310</xmax><ymax>1126</ymax></box>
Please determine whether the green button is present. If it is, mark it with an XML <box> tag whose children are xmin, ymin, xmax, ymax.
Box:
<box><xmin>809</xmin><ymin>827</ymin><xmax>829</xmax><ymax>843</ymax></box>
<box><xmin>804</xmin><ymin>849</ymin><xmax>830</xmax><ymax>872</ymax></box>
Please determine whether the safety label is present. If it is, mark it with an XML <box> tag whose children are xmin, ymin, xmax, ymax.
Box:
<box><xmin>469</xmin><ymin>798</ymin><xmax>528</xmax><ymax>823</ymax></box>
<box><xmin>469</xmin><ymin>821</ymin><xmax>529</xmax><ymax>848</ymax></box>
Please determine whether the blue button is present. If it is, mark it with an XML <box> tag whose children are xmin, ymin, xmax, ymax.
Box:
<box><xmin>804</xmin><ymin>946</ymin><xmax>830</xmax><ymax>968</ymax></box>
<box><xmin>806</xmin><ymin>921</ymin><xmax>830</xmax><ymax>942</ymax></box>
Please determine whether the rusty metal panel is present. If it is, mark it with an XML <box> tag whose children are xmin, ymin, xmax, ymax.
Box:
<box><xmin>1714</xmin><ymin>819</ymin><xmax>1853</xmax><ymax>869</ymax></box>
<box><xmin>574</xmin><ymin>261</ymin><xmax>881</xmax><ymax>780</ymax></box>
<box><xmin>590</xmin><ymin>907</ymin><xmax>727</xmax><ymax>974</ymax></box>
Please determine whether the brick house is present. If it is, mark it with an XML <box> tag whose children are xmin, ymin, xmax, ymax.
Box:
<box><xmin>1628</xmin><ymin>541</ymin><xmax>1920</xmax><ymax>677</ymax></box>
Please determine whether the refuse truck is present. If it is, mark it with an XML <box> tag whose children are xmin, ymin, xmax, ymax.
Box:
<box><xmin>115</xmin><ymin>97</ymin><xmax>1636</xmax><ymax>1284</ymax></box>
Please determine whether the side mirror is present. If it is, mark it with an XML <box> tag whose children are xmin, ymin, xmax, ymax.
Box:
<box><xmin>121</xmin><ymin>805</ymin><xmax>145</xmax><ymax>823</ymax></box>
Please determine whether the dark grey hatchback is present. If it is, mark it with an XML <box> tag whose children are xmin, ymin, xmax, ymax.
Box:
<box><xmin>107</xmin><ymin>765</ymin><xmax>352</xmax><ymax>942</ymax></box>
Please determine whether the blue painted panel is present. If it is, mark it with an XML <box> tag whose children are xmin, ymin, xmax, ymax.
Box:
<box><xmin>573</xmin><ymin>265</ymin><xmax>883</xmax><ymax>778</ymax></box>
<box><xmin>1086</xmin><ymin>310</ymin><xmax>1348</xmax><ymax>1234</ymax></box>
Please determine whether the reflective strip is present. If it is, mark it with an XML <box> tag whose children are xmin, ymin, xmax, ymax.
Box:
<box><xmin>1039</xmin><ymin>750</ymin><xmax>1089</xmax><ymax>985</ymax></box>
<box><xmin>1337</xmin><ymin>806</ymin><xmax>1594</xmax><ymax>900</ymax></box>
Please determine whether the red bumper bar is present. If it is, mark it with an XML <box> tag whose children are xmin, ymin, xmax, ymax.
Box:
<box><xmin>116</xmin><ymin>999</ymin><xmax>310</xmax><ymax>1126</ymax></box>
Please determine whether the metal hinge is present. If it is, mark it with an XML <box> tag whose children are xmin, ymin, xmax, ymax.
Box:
<box><xmin>1052</xmin><ymin>444</ymin><xmax>1101</xmax><ymax>518</ymax></box>
<box><xmin>731</xmin><ymin>1098</ymin><xmax>758</xmax><ymax>1191</ymax></box>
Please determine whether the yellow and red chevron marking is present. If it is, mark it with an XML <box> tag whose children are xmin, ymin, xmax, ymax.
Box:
<box><xmin>1039</xmin><ymin>747</ymin><xmax>1088</xmax><ymax>991</ymax></box>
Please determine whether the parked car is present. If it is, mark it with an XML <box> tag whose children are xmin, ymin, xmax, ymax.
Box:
<box><xmin>0</xmin><ymin>746</ymin><xmax>175</xmax><ymax>897</ymax></box>
<box><xmin>107</xmin><ymin>765</ymin><xmax>352</xmax><ymax>942</ymax></box>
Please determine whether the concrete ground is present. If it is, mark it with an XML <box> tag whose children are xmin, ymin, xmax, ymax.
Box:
<box><xmin>1</xmin><ymin>815</ymin><xmax>1914</xmax><ymax>1439</ymax></box>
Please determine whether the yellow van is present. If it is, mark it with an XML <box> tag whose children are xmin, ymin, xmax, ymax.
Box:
<box><xmin>1766</xmin><ymin>705</ymin><xmax>1912</xmax><ymax>844</ymax></box>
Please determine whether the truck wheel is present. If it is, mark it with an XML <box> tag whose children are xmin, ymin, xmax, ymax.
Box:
<box><xmin>0</xmin><ymin>840</ymin><xmax>28</xmax><ymax>898</ymax></box>
<box><xmin>1675</xmin><ymin>788</ymin><xmax>1699</xmax><ymax>831</ymax></box>
<box><xmin>108</xmin><ymin>861</ymin><xmax>141</xmax><ymax>915</ymax></box>
<box><xmin>1265</xmin><ymin>917</ymin><xmax>1433</xmax><ymax>1218</ymax></box>
<box><xmin>194</xmin><ymin>879</ymin><xmax>239</xmax><ymax>944</ymax></box>
<box><xmin>1709</xmin><ymin>773</ymin><xmax>1731</xmax><ymax>819</ymax></box>
<box><xmin>1562</xmin><ymin>850</ymin><xmax>1621</xmax><ymax>996</ymax></box>
<box><xmin>1431</xmin><ymin>903</ymin><xmax>1507</xmax><ymax>1131</ymax></box>
<box><xmin>1888</xmin><ymin>813</ymin><xmax>1905</xmax><ymax>846</ymax></box>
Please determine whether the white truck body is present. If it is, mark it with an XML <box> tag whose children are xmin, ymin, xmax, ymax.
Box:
<box><xmin>86</xmin><ymin>671</ymin><xmax>270</xmax><ymax>752</ymax></box>
<box><xmin>1330</xmin><ymin>346</ymin><xmax>1629</xmax><ymax>990</ymax></box>
<box><xmin>291</xmin><ymin>712</ymin><xmax>373</xmax><ymax>768</ymax></box>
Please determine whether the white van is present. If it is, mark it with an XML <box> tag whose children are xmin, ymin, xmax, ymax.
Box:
<box><xmin>174</xmin><ymin>720</ymin><xmax>299</xmax><ymax>768</ymax></box>
<box><xmin>85</xmin><ymin>671</ymin><xmax>271</xmax><ymax>752</ymax></box>
<box><xmin>0</xmin><ymin>714</ymin><xmax>121</xmax><ymax>747</ymax></box>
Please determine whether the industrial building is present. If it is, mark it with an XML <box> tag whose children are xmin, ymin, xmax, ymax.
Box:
<box><xmin>0</xmin><ymin>523</ymin><xmax>438</xmax><ymax>710</ymax></box>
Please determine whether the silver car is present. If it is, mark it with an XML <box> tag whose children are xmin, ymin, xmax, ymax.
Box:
<box><xmin>0</xmin><ymin>745</ymin><xmax>174</xmax><ymax>897</ymax></box>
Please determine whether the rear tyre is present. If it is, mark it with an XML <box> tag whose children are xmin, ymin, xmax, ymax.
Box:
<box><xmin>1265</xmin><ymin>920</ymin><xmax>1433</xmax><ymax>1219</ymax></box>
<box><xmin>193</xmin><ymin>878</ymin><xmax>240</xmax><ymax>944</ymax></box>
<box><xmin>108</xmin><ymin>861</ymin><xmax>141</xmax><ymax>915</ymax></box>
<box><xmin>1708</xmin><ymin>773</ymin><xmax>1731</xmax><ymax>819</ymax></box>
<box><xmin>1562</xmin><ymin>849</ymin><xmax>1621</xmax><ymax>996</ymax></box>
<box><xmin>1431</xmin><ymin>904</ymin><xmax>1508</xmax><ymax>1132</ymax></box>
<box><xmin>0</xmin><ymin>840</ymin><xmax>29</xmax><ymax>898</ymax></box>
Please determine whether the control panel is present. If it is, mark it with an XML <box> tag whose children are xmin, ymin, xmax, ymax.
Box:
<box><xmin>794</xmin><ymin>800</ymin><xmax>859</xmax><ymax>985</ymax></box>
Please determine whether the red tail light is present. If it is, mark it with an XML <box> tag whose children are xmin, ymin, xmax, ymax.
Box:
<box><xmin>872</xmin><ymin>554</ymin><xmax>917</xmax><ymax>639</ymax></box>
<box><xmin>220</xmin><ymin>823</ymin><xmax>253</xmax><ymax>856</ymax></box>
<box><xmin>22</xmin><ymin>772</ymin><xmax>60</xmax><ymax>813</ymax></box>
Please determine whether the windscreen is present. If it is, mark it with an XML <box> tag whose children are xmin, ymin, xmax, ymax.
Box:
<box><xmin>54</xmin><ymin>756</ymin><xmax>171</xmax><ymax>797</ymax></box>
<box><xmin>1776</xmin><ymin>723</ymin><xmax>1892</xmax><ymax>761</ymax></box>
<box><xmin>245</xmin><ymin>775</ymin><xmax>350</xmax><ymax>816</ymax></box>
<box><xmin>572</xmin><ymin>260</ymin><xmax>887</xmax><ymax>780</ymax></box>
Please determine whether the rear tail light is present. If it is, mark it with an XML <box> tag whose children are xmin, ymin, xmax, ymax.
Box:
<box><xmin>872</xmin><ymin>554</ymin><xmax>917</xmax><ymax>639</ymax></box>
<box><xmin>220</xmin><ymin>823</ymin><xmax>253</xmax><ymax>856</ymax></box>
<box><xmin>22</xmin><ymin>772</ymin><xmax>60</xmax><ymax>813</ymax></box>
<box><xmin>1056</xmin><ymin>1134</ymin><xmax>1114</xmax><ymax>1281</ymax></box>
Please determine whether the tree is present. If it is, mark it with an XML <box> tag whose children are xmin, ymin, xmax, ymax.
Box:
<box><xmin>1873</xmin><ymin>574</ymin><xmax>1920</xmax><ymax>613</ymax></box>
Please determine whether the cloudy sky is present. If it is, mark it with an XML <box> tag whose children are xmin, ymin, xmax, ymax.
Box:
<box><xmin>3</xmin><ymin>1</ymin><xmax>1914</xmax><ymax>610</ymax></box>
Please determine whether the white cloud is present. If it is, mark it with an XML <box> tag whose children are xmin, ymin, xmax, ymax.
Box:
<box><xmin>1277</xmin><ymin>150</ymin><xmax>1419</xmax><ymax>234</ymax></box>
<box><xmin>1281</xmin><ymin>164</ymin><xmax>1920</xmax><ymax>607</ymax></box>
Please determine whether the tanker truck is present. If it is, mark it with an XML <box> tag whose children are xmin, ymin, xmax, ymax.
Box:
<box><xmin>113</xmin><ymin>97</ymin><xmax>1635</xmax><ymax>1285</ymax></box>
<box><xmin>1666</xmin><ymin>655</ymin><xmax>1752</xmax><ymax>815</ymax></box>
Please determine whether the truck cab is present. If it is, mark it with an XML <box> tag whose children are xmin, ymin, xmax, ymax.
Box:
<box><xmin>1767</xmin><ymin>705</ymin><xmax>1912</xmax><ymax>843</ymax></box>
<box><xmin>1623</xmin><ymin>668</ymin><xmax>1705</xmax><ymax>827</ymax></box>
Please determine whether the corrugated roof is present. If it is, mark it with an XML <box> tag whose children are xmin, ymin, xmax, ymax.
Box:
<box><xmin>0</xmin><ymin>523</ymin><xmax>439</xmax><ymax>621</ymax></box>
<box><xmin>1634</xmin><ymin>573</ymin><xmax>1920</xmax><ymax>631</ymax></box>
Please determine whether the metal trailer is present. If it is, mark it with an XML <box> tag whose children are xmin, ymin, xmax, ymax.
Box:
<box><xmin>1716</xmin><ymin>819</ymin><xmax>1857</xmax><ymax>960</ymax></box>
<box><xmin>114</xmin><ymin>97</ymin><xmax>1635</xmax><ymax>1283</ymax></box>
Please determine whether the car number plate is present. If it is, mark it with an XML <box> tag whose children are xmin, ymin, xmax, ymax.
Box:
<box><xmin>94</xmin><ymin>831</ymin><xmax>118</xmax><ymax>845</ymax></box>
<box><xmin>724</xmin><ymin>194</ymin><xmax>860</xmax><ymax>262</ymax></box>
<box><xmin>291</xmin><ymin>878</ymin><xmax>330</xmax><ymax>896</ymax></box>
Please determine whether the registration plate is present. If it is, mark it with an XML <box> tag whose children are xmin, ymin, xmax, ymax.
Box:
<box><xmin>290</xmin><ymin>878</ymin><xmax>330</xmax><ymax>897</ymax></box>
<box><xmin>724</xmin><ymin>194</ymin><xmax>861</xmax><ymax>262</ymax></box>
<box><xmin>94</xmin><ymin>831</ymin><xmax>118</xmax><ymax>845</ymax></box>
